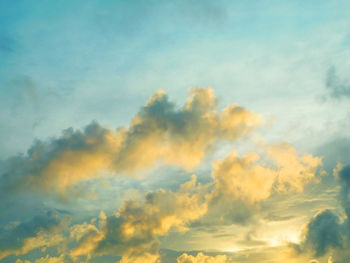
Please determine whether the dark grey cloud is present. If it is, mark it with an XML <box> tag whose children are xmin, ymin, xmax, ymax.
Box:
<box><xmin>325</xmin><ymin>66</ymin><xmax>350</xmax><ymax>100</ymax></box>
<box><xmin>300</xmin><ymin>209</ymin><xmax>343</xmax><ymax>257</ymax></box>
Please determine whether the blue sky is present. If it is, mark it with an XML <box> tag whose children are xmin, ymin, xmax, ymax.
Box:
<box><xmin>1</xmin><ymin>1</ymin><xmax>350</xmax><ymax>263</ymax></box>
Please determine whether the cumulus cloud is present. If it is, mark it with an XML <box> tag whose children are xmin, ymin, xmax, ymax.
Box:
<box><xmin>177</xmin><ymin>252</ymin><xmax>232</xmax><ymax>263</ymax></box>
<box><xmin>211</xmin><ymin>143</ymin><xmax>322</xmax><ymax>204</ymax></box>
<box><xmin>0</xmin><ymin>88</ymin><xmax>260</xmax><ymax>195</ymax></box>
<box><xmin>0</xmin><ymin>211</ymin><xmax>68</xmax><ymax>260</ymax></box>
<box><xmin>66</xmin><ymin>176</ymin><xmax>207</xmax><ymax>262</ymax></box>
<box><xmin>114</xmin><ymin>88</ymin><xmax>260</xmax><ymax>172</ymax></box>
<box><xmin>192</xmin><ymin>142</ymin><xmax>322</xmax><ymax>227</ymax></box>
<box><xmin>0</xmin><ymin>122</ymin><xmax>115</xmax><ymax>195</ymax></box>
<box><xmin>212</xmin><ymin>150</ymin><xmax>274</xmax><ymax>204</ymax></box>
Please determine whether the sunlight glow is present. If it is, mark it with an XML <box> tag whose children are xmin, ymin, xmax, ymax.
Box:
<box><xmin>265</xmin><ymin>230</ymin><xmax>300</xmax><ymax>247</ymax></box>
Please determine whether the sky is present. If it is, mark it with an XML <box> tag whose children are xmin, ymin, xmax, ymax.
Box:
<box><xmin>1</xmin><ymin>1</ymin><xmax>350</xmax><ymax>263</ymax></box>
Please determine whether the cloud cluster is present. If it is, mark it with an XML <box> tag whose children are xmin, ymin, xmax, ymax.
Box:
<box><xmin>1</xmin><ymin>177</ymin><xmax>207</xmax><ymax>262</ymax></box>
<box><xmin>0</xmin><ymin>211</ymin><xmax>67</xmax><ymax>260</ymax></box>
<box><xmin>3</xmin><ymin>141</ymin><xmax>322</xmax><ymax>261</ymax></box>
<box><xmin>0</xmin><ymin>87</ymin><xmax>327</xmax><ymax>262</ymax></box>
<box><xmin>0</xmin><ymin>88</ymin><xmax>260</xmax><ymax>195</ymax></box>
<box><xmin>177</xmin><ymin>252</ymin><xmax>232</xmax><ymax>263</ymax></box>
<box><xmin>59</xmin><ymin>143</ymin><xmax>321</xmax><ymax>261</ymax></box>
<box><xmin>62</xmin><ymin>176</ymin><xmax>207</xmax><ymax>263</ymax></box>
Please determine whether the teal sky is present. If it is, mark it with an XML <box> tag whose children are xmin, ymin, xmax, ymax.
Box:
<box><xmin>1</xmin><ymin>1</ymin><xmax>350</xmax><ymax>263</ymax></box>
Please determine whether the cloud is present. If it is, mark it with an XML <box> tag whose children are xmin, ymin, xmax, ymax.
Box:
<box><xmin>178</xmin><ymin>142</ymin><xmax>322</xmax><ymax>229</ymax></box>
<box><xmin>69</xmin><ymin>216</ymin><xmax>105</xmax><ymax>258</ymax></box>
<box><xmin>177</xmin><ymin>252</ymin><xmax>232</xmax><ymax>263</ymax></box>
<box><xmin>315</xmin><ymin>137</ymin><xmax>350</xmax><ymax>171</ymax></box>
<box><xmin>16</xmin><ymin>260</ymin><xmax>31</xmax><ymax>263</ymax></box>
<box><xmin>0</xmin><ymin>122</ymin><xmax>114</xmax><ymax>195</ymax></box>
<box><xmin>211</xmin><ymin>150</ymin><xmax>275</xmax><ymax>204</ymax></box>
<box><xmin>325</xmin><ymin>66</ymin><xmax>350</xmax><ymax>100</ymax></box>
<box><xmin>0</xmin><ymin>35</ymin><xmax>15</xmax><ymax>53</ymax></box>
<box><xmin>112</xmin><ymin>88</ymin><xmax>260</xmax><ymax>172</ymax></box>
<box><xmin>174</xmin><ymin>142</ymin><xmax>323</xmax><ymax>228</ymax></box>
<box><xmin>34</xmin><ymin>255</ymin><xmax>70</xmax><ymax>263</ymax></box>
<box><xmin>1</xmin><ymin>143</ymin><xmax>323</xmax><ymax>261</ymax></box>
<box><xmin>0</xmin><ymin>88</ymin><xmax>261</xmax><ymax>196</ymax></box>
<box><xmin>66</xmin><ymin>176</ymin><xmax>207</xmax><ymax>262</ymax></box>
<box><xmin>292</xmin><ymin>165</ymin><xmax>350</xmax><ymax>262</ymax></box>
<box><xmin>0</xmin><ymin>86</ymin><xmax>328</xmax><ymax>262</ymax></box>
<box><xmin>297</xmin><ymin>209</ymin><xmax>343</xmax><ymax>257</ymax></box>
<box><xmin>211</xmin><ymin>143</ymin><xmax>322</xmax><ymax>204</ymax></box>
<box><xmin>0</xmin><ymin>211</ymin><xmax>68</xmax><ymax>260</ymax></box>
<box><xmin>338</xmin><ymin>164</ymin><xmax>350</xmax><ymax>217</ymax></box>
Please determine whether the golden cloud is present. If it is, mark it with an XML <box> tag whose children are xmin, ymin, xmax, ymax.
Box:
<box><xmin>211</xmin><ymin>143</ymin><xmax>322</xmax><ymax>204</ymax></box>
